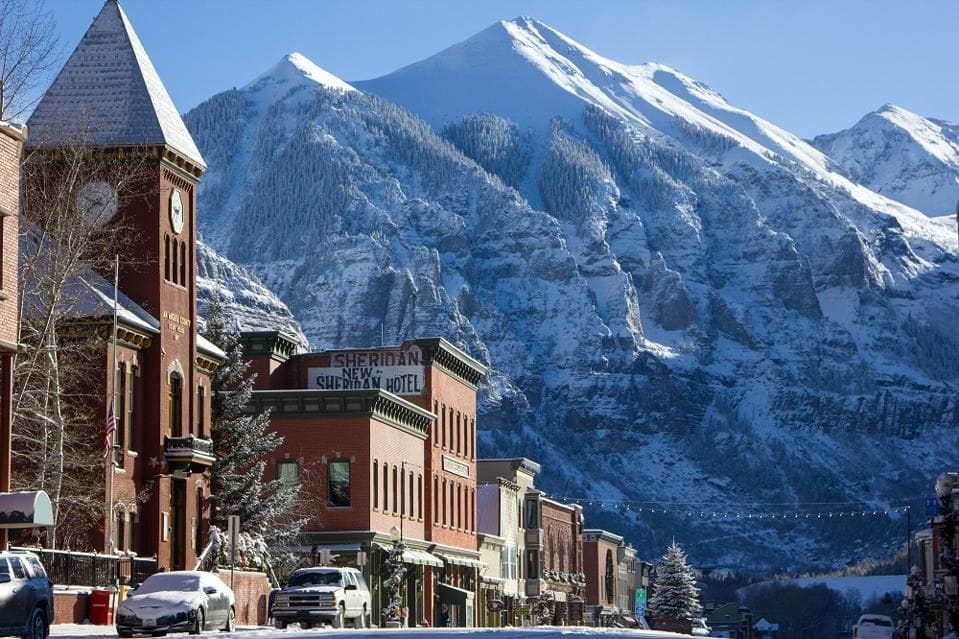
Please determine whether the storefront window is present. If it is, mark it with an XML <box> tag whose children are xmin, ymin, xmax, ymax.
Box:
<box><xmin>328</xmin><ymin>460</ymin><xmax>350</xmax><ymax>507</ymax></box>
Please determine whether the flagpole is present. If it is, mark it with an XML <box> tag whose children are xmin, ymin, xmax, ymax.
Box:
<box><xmin>106</xmin><ymin>254</ymin><xmax>119</xmax><ymax>555</ymax></box>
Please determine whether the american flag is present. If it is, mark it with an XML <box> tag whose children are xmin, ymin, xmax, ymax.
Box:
<box><xmin>104</xmin><ymin>399</ymin><xmax>116</xmax><ymax>458</ymax></box>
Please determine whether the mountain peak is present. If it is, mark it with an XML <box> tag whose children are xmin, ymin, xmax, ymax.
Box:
<box><xmin>246</xmin><ymin>52</ymin><xmax>356</xmax><ymax>97</ymax></box>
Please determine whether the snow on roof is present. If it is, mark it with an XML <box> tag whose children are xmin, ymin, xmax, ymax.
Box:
<box><xmin>60</xmin><ymin>266</ymin><xmax>160</xmax><ymax>335</ymax></box>
<box><xmin>196</xmin><ymin>334</ymin><xmax>225</xmax><ymax>361</ymax></box>
<box><xmin>27</xmin><ymin>0</ymin><xmax>205</xmax><ymax>169</ymax></box>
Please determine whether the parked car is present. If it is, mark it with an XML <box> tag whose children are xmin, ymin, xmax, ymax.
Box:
<box><xmin>0</xmin><ymin>551</ymin><xmax>54</xmax><ymax>639</ymax></box>
<box><xmin>691</xmin><ymin>617</ymin><xmax>712</xmax><ymax>636</ymax></box>
<box><xmin>115</xmin><ymin>571</ymin><xmax>235</xmax><ymax>637</ymax></box>
<box><xmin>272</xmin><ymin>566</ymin><xmax>370</xmax><ymax>629</ymax></box>
<box><xmin>852</xmin><ymin>614</ymin><xmax>894</xmax><ymax>639</ymax></box>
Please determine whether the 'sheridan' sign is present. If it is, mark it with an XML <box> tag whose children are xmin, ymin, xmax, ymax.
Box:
<box><xmin>308</xmin><ymin>346</ymin><xmax>425</xmax><ymax>395</ymax></box>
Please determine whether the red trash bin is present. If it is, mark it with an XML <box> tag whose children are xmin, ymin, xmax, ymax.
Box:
<box><xmin>89</xmin><ymin>588</ymin><xmax>115</xmax><ymax>625</ymax></box>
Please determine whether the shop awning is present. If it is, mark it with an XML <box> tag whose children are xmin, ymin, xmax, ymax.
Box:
<box><xmin>0</xmin><ymin>491</ymin><xmax>53</xmax><ymax>528</ymax></box>
<box><xmin>438</xmin><ymin>582</ymin><xmax>475</xmax><ymax>605</ymax></box>
<box><xmin>436</xmin><ymin>552</ymin><xmax>485</xmax><ymax>569</ymax></box>
<box><xmin>402</xmin><ymin>549</ymin><xmax>443</xmax><ymax>567</ymax></box>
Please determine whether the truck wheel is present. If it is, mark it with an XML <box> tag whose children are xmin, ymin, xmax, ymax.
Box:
<box><xmin>23</xmin><ymin>608</ymin><xmax>48</xmax><ymax>639</ymax></box>
<box><xmin>355</xmin><ymin>606</ymin><xmax>367</xmax><ymax>628</ymax></box>
<box><xmin>333</xmin><ymin>605</ymin><xmax>345</xmax><ymax>629</ymax></box>
<box><xmin>273</xmin><ymin>620</ymin><xmax>285</xmax><ymax>630</ymax></box>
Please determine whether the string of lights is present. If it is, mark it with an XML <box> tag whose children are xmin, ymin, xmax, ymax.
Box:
<box><xmin>557</xmin><ymin>497</ymin><xmax>917</xmax><ymax>519</ymax></box>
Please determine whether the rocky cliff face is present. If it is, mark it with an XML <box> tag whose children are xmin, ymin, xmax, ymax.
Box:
<box><xmin>185</xmin><ymin>23</ymin><xmax>959</xmax><ymax>570</ymax></box>
<box><xmin>196</xmin><ymin>240</ymin><xmax>307</xmax><ymax>345</ymax></box>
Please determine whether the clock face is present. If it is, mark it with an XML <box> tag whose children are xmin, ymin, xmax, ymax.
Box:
<box><xmin>76</xmin><ymin>181</ymin><xmax>117</xmax><ymax>225</ymax></box>
<box><xmin>170</xmin><ymin>189</ymin><xmax>184</xmax><ymax>235</ymax></box>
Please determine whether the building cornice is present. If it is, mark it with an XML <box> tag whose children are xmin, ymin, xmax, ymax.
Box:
<box><xmin>0</xmin><ymin>121</ymin><xmax>26</xmax><ymax>142</ymax></box>
<box><xmin>248</xmin><ymin>388</ymin><xmax>434</xmax><ymax>439</ymax></box>
<box><xmin>240</xmin><ymin>331</ymin><xmax>300</xmax><ymax>363</ymax></box>
<box><xmin>60</xmin><ymin>319</ymin><xmax>154</xmax><ymax>350</ymax></box>
<box><xmin>583</xmin><ymin>529</ymin><xmax>624</xmax><ymax>544</ymax></box>
<box><xmin>411</xmin><ymin>338</ymin><xmax>486</xmax><ymax>390</ymax></box>
<box><xmin>23</xmin><ymin>144</ymin><xmax>203</xmax><ymax>179</ymax></box>
<box><xmin>478</xmin><ymin>457</ymin><xmax>541</xmax><ymax>476</ymax></box>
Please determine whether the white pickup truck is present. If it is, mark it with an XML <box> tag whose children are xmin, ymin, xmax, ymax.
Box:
<box><xmin>852</xmin><ymin>614</ymin><xmax>894</xmax><ymax>639</ymax></box>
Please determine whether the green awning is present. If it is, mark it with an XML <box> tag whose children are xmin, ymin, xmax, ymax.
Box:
<box><xmin>436</xmin><ymin>552</ymin><xmax>485</xmax><ymax>569</ymax></box>
<box><xmin>438</xmin><ymin>582</ymin><xmax>475</xmax><ymax>605</ymax></box>
<box><xmin>402</xmin><ymin>549</ymin><xmax>443</xmax><ymax>567</ymax></box>
<box><xmin>0</xmin><ymin>491</ymin><xmax>54</xmax><ymax>528</ymax></box>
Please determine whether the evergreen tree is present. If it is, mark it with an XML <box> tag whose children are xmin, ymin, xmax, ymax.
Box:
<box><xmin>203</xmin><ymin>295</ymin><xmax>302</xmax><ymax>545</ymax></box>
<box><xmin>648</xmin><ymin>541</ymin><xmax>702</xmax><ymax>621</ymax></box>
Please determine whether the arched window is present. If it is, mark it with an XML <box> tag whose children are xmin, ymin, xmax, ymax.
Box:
<box><xmin>441</xmin><ymin>479</ymin><xmax>447</xmax><ymax>526</ymax></box>
<box><xmin>456</xmin><ymin>483</ymin><xmax>462</xmax><ymax>529</ymax></box>
<box><xmin>400</xmin><ymin>467</ymin><xmax>406</xmax><ymax>517</ymax></box>
<box><xmin>171</xmin><ymin>239</ymin><xmax>179</xmax><ymax>286</ymax></box>
<box><xmin>196</xmin><ymin>385</ymin><xmax>205</xmax><ymax>437</ymax></box>
<box><xmin>383</xmin><ymin>462</ymin><xmax>389</xmax><ymax>512</ymax></box>
<box><xmin>433</xmin><ymin>476</ymin><xmax>439</xmax><ymax>524</ymax></box>
<box><xmin>179</xmin><ymin>241</ymin><xmax>186</xmax><ymax>285</ymax></box>
<box><xmin>392</xmin><ymin>466</ymin><xmax>398</xmax><ymax>514</ymax></box>
<box><xmin>417</xmin><ymin>475</ymin><xmax>423</xmax><ymax>520</ymax></box>
<box><xmin>605</xmin><ymin>549</ymin><xmax>615</xmax><ymax>604</ymax></box>
<box><xmin>441</xmin><ymin>404</ymin><xmax>447</xmax><ymax>448</ymax></box>
<box><xmin>164</xmin><ymin>235</ymin><xmax>171</xmax><ymax>281</ymax></box>
<box><xmin>372</xmin><ymin>461</ymin><xmax>379</xmax><ymax>510</ymax></box>
<box><xmin>433</xmin><ymin>402</ymin><xmax>439</xmax><ymax>444</ymax></box>
<box><xmin>168</xmin><ymin>374</ymin><xmax>182</xmax><ymax>437</ymax></box>
<box><xmin>408</xmin><ymin>470</ymin><xmax>414</xmax><ymax>519</ymax></box>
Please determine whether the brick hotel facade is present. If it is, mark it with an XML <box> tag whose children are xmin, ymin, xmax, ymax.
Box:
<box><xmin>241</xmin><ymin>333</ymin><xmax>486</xmax><ymax>626</ymax></box>
<box><xmin>22</xmin><ymin>0</ymin><xmax>223</xmax><ymax>568</ymax></box>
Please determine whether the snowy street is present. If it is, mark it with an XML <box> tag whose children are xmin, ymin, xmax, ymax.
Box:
<box><xmin>50</xmin><ymin>626</ymin><xmax>693</xmax><ymax>639</ymax></box>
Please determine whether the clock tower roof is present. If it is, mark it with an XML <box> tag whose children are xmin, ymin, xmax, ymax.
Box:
<box><xmin>27</xmin><ymin>0</ymin><xmax>206</xmax><ymax>171</ymax></box>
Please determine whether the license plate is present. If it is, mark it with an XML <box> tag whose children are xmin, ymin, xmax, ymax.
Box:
<box><xmin>142</xmin><ymin>619</ymin><xmax>156</xmax><ymax>628</ymax></box>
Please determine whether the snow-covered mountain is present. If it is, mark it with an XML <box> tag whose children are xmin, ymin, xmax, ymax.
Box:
<box><xmin>812</xmin><ymin>104</ymin><xmax>959</xmax><ymax>217</ymax></box>
<box><xmin>186</xmin><ymin>19</ymin><xmax>959</xmax><ymax>570</ymax></box>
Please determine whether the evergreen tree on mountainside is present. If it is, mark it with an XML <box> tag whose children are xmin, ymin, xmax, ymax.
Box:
<box><xmin>649</xmin><ymin>541</ymin><xmax>703</xmax><ymax>621</ymax></box>
<box><xmin>203</xmin><ymin>295</ymin><xmax>303</xmax><ymax>545</ymax></box>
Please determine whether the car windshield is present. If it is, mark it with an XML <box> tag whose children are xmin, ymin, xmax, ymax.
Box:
<box><xmin>863</xmin><ymin>619</ymin><xmax>893</xmax><ymax>627</ymax></box>
<box><xmin>136</xmin><ymin>573</ymin><xmax>201</xmax><ymax>594</ymax></box>
<box><xmin>288</xmin><ymin>571</ymin><xmax>343</xmax><ymax>587</ymax></box>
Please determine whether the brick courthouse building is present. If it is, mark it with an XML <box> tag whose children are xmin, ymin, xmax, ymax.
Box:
<box><xmin>241</xmin><ymin>333</ymin><xmax>486</xmax><ymax>626</ymax></box>
<box><xmin>24</xmin><ymin>0</ymin><xmax>223</xmax><ymax>567</ymax></box>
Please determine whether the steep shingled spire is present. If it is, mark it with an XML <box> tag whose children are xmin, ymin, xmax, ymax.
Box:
<box><xmin>27</xmin><ymin>0</ymin><xmax>205</xmax><ymax>170</ymax></box>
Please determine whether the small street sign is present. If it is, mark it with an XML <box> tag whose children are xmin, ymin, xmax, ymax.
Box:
<box><xmin>634</xmin><ymin>587</ymin><xmax>647</xmax><ymax>617</ymax></box>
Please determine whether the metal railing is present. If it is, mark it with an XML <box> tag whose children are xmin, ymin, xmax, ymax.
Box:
<box><xmin>11</xmin><ymin>547</ymin><xmax>158</xmax><ymax>588</ymax></box>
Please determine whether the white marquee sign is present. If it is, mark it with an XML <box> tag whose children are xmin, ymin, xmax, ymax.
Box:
<box><xmin>308</xmin><ymin>346</ymin><xmax>425</xmax><ymax>395</ymax></box>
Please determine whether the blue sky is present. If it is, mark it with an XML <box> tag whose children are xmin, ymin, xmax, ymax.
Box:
<box><xmin>47</xmin><ymin>0</ymin><xmax>958</xmax><ymax>138</ymax></box>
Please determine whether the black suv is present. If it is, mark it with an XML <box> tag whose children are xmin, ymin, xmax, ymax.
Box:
<box><xmin>0</xmin><ymin>551</ymin><xmax>54</xmax><ymax>639</ymax></box>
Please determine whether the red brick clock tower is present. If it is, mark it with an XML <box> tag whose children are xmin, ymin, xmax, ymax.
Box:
<box><xmin>27</xmin><ymin>0</ymin><xmax>221</xmax><ymax>568</ymax></box>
